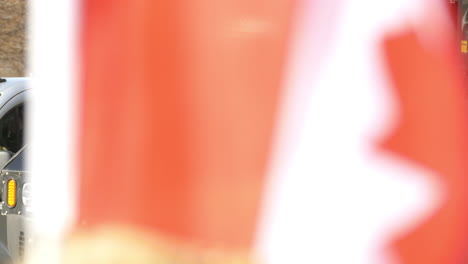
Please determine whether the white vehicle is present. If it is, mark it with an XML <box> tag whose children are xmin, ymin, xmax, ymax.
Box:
<box><xmin>0</xmin><ymin>77</ymin><xmax>30</xmax><ymax>263</ymax></box>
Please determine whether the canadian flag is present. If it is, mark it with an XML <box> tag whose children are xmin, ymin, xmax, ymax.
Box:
<box><xmin>27</xmin><ymin>0</ymin><xmax>468</xmax><ymax>264</ymax></box>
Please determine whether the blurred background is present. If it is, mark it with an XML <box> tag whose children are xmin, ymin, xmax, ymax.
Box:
<box><xmin>0</xmin><ymin>0</ymin><xmax>466</xmax><ymax>264</ymax></box>
<box><xmin>0</xmin><ymin>0</ymin><xmax>25</xmax><ymax>77</ymax></box>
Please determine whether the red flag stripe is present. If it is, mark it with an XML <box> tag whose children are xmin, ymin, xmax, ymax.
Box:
<box><xmin>79</xmin><ymin>0</ymin><xmax>294</xmax><ymax>249</ymax></box>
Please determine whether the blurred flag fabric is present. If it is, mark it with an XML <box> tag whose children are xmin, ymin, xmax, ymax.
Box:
<box><xmin>28</xmin><ymin>0</ymin><xmax>468</xmax><ymax>264</ymax></box>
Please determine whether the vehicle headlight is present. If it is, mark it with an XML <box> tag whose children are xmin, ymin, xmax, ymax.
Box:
<box><xmin>22</xmin><ymin>183</ymin><xmax>31</xmax><ymax>207</ymax></box>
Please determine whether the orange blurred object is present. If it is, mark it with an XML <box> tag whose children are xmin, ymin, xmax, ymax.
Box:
<box><xmin>79</xmin><ymin>0</ymin><xmax>293</xmax><ymax>249</ymax></box>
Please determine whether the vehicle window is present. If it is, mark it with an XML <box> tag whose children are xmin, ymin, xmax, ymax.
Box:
<box><xmin>4</xmin><ymin>147</ymin><xmax>25</xmax><ymax>171</ymax></box>
<box><xmin>463</xmin><ymin>5</ymin><xmax>468</xmax><ymax>40</ymax></box>
<box><xmin>0</xmin><ymin>104</ymin><xmax>24</xmax><ymax>153</ymax></box>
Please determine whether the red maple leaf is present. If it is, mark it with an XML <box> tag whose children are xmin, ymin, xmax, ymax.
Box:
<box><xmin>381</xmin><ymin>29</ymin><xmax>468</xmax><ymax>264</ymax></box>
